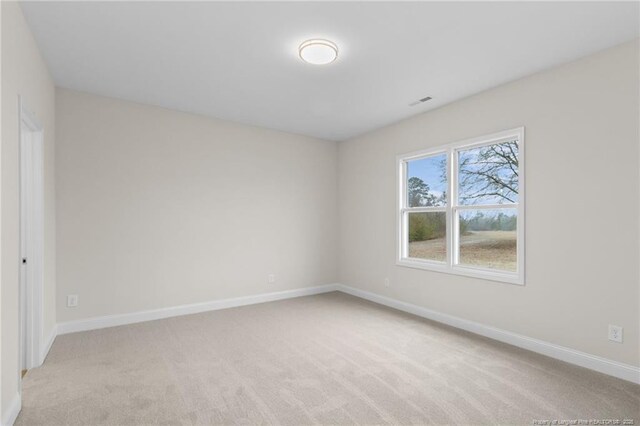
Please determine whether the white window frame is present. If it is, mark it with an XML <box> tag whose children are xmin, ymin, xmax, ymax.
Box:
<box><xmin>396</xmin><ymin>127</ymin><xmax>525</xmax><ymax>285</ymax></box>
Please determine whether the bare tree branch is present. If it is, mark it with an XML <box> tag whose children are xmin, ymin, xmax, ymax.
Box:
<box><xmin>458</xmin><ymin>140</ymin><xmax>519</xmax><ymax>204</ymax></box>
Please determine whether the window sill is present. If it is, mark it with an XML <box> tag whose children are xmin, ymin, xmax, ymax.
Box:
<box><xmin>396</xmin><ymin>258</ymin><xmax>524</xmax><ymax>286</ymax></box>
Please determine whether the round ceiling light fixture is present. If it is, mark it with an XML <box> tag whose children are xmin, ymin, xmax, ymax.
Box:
<box><xmin>298</xmin><ymin>39</ymin><xmax>338</xmax><ymax>65</ymax></box>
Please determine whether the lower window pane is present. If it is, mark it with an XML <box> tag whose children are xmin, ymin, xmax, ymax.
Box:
<box><xmin>408</xmin><ymin>212</ymin><xmax>446</xmax><ymax>262</ymax></box>
<box><xmin>458</xmin><ymin>209</ymin><xmax>517</xmax><ymax>272</ymax></box>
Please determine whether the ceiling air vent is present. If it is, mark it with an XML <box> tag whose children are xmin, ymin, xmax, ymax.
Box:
<box><xmin>409</xmin><ymin>96</ymin><xmax>432</xmax><ymax>107</ymax></box>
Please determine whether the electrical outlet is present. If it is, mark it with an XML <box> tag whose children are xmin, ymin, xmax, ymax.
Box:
<box><xmin>608</xmin><ymin>325</ymin><xmax>623</xmax><ymax>343</ymax></box>
<box><xmin>267</xmin><ymin>274</ymin><xmax>276</xmax><ymax>284</ymax></box>
<box><xmin>384</xmin><ymin>278</ymin><xmax>390</xmax><ymax>287</ymax></box>
<box><xmin>67</xmin><ymin>294</ymin><xmax>78</xmax><ymax>308</ymax></box>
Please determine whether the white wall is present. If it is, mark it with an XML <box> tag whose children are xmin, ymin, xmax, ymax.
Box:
<box><xmin>338</xmin><ymin>40</ymin><xmax>640</xmax><ymax>367</ymax></box>
<box><xmin>55</xmin><ymin>89</ymin><xmax>338</xmax><ymax>323</ymax></box>
<box><xmin>1</xmin><ymin>1</ymin><xmax>56</xmax><ymax>422</ymax></box>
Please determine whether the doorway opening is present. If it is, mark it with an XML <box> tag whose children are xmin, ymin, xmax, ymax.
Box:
<box><xmin>19</xmin><ymin>98</ymin><xmax>45</xmax><ymax>382</ymax></box>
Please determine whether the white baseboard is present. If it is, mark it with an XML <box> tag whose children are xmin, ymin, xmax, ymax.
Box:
<box><xmin>40</xmin><ymin>325</ymin><xmax>58</xmax><ymax>365</ymax></box>
<box><xmin>2</xmin><ymin>392</ymin><xmax>21</xmax><ymax>426</ymax></box>
<box><xmin>53</xmin><ymin>282</ymin><xmax>639</xmax><ymax>385</ymax></box>
<box><xmin>336</xmin><ymin>284</ymin><xmax>640</xmax><ymax>385</ymax></box>
<box><xmin>57</xmin><ymin>284</ymin><xmax>339</xmax><ymax>335</ymax></box>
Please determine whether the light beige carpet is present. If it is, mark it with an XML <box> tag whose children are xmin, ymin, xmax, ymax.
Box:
<box><xmin>16</xmin><ymin>292</ymin><xmax>640</xmax><ymax>425</ymax></box>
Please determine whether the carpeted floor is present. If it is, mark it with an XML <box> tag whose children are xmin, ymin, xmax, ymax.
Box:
<box><xmin>16</xmin><ymin>292</ymin><xmax>640</xmax><ymax>425</ymax></box>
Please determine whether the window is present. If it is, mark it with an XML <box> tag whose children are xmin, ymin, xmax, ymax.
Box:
<box><xmin>397</xmin><ymin>128</ymin><xmax>524</xmax><ymax>285</ymax></box>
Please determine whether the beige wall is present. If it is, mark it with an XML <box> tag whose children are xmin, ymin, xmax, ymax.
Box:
<box><xmin>55</xmin><ymin>89</ymin><xmax>338</xmax><ymax>323</ymax></box>
<box><xmin>1</xmin><ymin>1</ymin><xmax>56</xmax><ymax>420</ymax></box>
<box><xmin>338</xmin><ymin>40</ymin><xmax>640</xmax><ymax>367</ymax></box>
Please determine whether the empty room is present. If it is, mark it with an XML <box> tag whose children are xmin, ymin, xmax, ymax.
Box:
<box><xmin>1</xmin><ymin>1</ymin><xmax>639</xmax><ymax>425</ymax></box>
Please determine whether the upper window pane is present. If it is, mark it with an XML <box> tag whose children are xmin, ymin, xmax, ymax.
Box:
<box><xmin>407</xmin><ymin>153</ymin><xmax>447</xmax><ymax>207</ymax></box>
<box><xmin>458</xmin><ymin>140</ymin><xmax>519</xmax><ymax>205</ymax></box>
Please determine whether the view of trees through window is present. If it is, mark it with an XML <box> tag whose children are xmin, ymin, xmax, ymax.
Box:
<box><xmin>405</xmin><ymin>139</ymin><xmax>519</xmax><ymax>272</ymax></box>
<box><xmin>408</xmin><ymin>212</ymin><xmax>446</xmax><ymax>262</ymax></box>
<box><xmin>406</xmin><ymin>153</ymin><xmax>448</xmax><ymax>262</ymax></box>
<box><xmin>458</xmin><ymin>209</ymin><xmax>517</xmax><ymax>271</ymax></box>
<box><xmin>458</xmin><ymin>140</ymin><xmax>519</xmax><ymax>205</ymax></box>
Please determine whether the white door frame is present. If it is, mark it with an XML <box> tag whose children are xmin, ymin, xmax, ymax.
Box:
<box><xmin>18</xmin><ymin>97</ymin><xmax>45</xmax><ymax>378</ymax></box>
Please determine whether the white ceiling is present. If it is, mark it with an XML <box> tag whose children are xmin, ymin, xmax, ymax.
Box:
<box><xmin>20</xmin><ymin>1</ymin><xmax>639</xmax><ymax>141</ymax></box>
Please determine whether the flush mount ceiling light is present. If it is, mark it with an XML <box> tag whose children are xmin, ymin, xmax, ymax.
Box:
<box><xmin>298</xmin><ymin>39</ymin><xmax>338</xmax><ymax>65</ymax></box>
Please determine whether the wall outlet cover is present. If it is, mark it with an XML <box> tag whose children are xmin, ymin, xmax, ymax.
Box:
<box><xmin>67</xmin><ymin>294</ymin><xmax>78</xmax><ymax>308</ymax></box>
<box><xmin>608</xmin><ymin>325</ymin><xmax>623</xmax><ymax>343</ymax></box>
